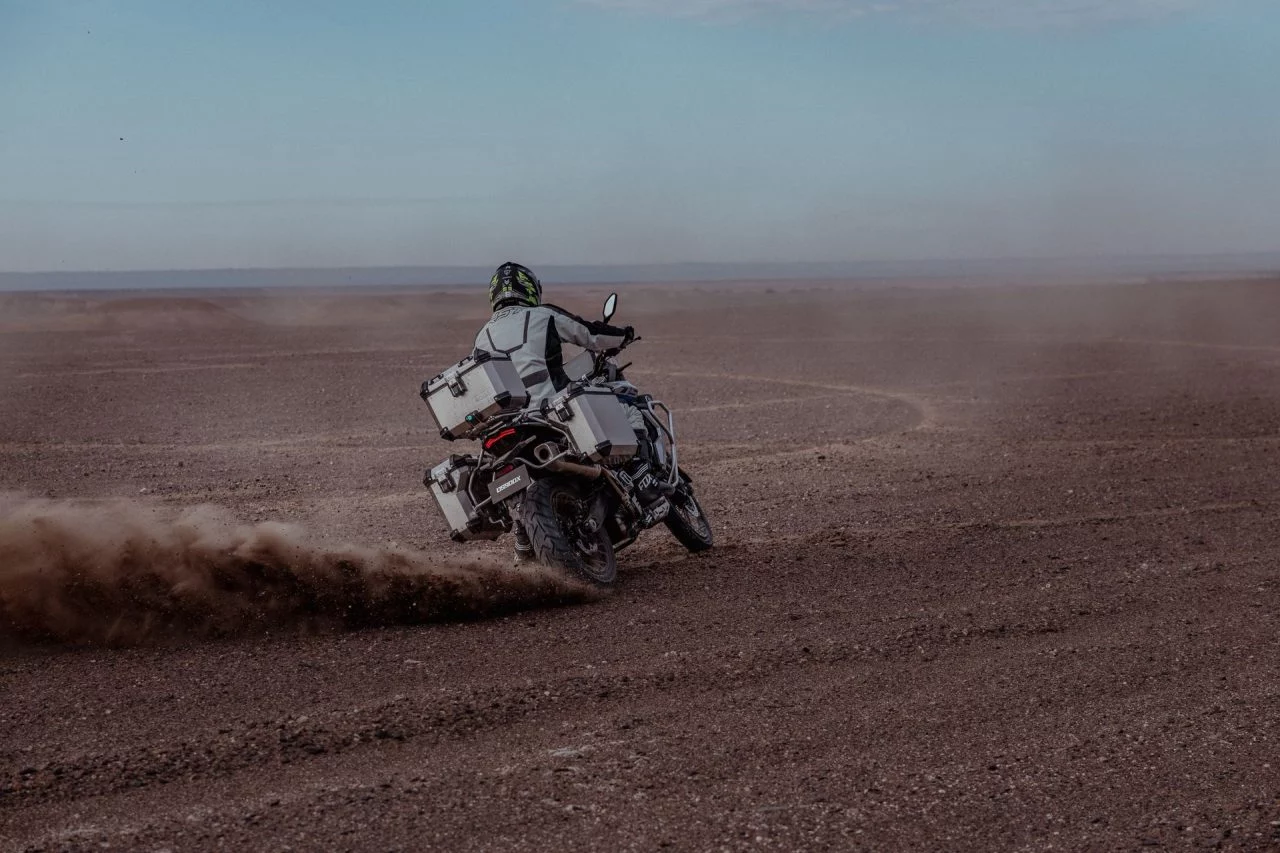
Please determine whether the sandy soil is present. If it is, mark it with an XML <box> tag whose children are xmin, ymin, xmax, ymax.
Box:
<box><xmin>1</xmin><ymin>279</ymin><xmax>1279</xmax><ymax>851</ymax></box>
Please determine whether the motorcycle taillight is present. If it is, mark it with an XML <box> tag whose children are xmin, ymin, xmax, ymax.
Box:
<box><xmin>483</xmin><ymin>428</ymin><xmax>518</xmax><ymax>450</ymax></box>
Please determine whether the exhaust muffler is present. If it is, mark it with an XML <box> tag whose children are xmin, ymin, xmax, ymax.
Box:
<box><xmin>533</xmin><ymin>442</ymin><xmax>603</xmax><ymax>479</ymax></box>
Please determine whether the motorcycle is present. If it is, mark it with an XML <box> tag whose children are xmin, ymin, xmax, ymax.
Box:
<box><xmin>420</xmin><ymin>293</ymin><xmax>713</xmax><ymax>586</ymax></box>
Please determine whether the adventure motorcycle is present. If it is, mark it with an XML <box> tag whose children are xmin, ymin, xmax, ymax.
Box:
<box><xmin>420</xmin><ymin>293</ymin><xmax>713</xmax><ymax>586</ymax></box>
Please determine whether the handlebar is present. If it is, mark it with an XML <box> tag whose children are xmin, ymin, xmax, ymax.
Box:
<box><xmin>587</xmin><ymin>335</ymin><xmax>639</xmax><ymax>382</ymax></box>
<box><xmin>602</xmin><ymin>334</ymin><xmax>638</xmax><ymax>359</ymax></box>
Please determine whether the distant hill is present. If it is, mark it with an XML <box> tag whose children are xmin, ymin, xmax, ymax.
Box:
<box><xmin>2</xmin><ymin>255</ymin><xmax>1279</xmax><ymax>292</ymax></box>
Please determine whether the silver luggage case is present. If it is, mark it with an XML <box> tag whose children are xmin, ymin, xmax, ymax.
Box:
<box><xmin>420</xmin><ymin>351</ymin><xmax>529</xmax><ymax>441</ymax></box>
<box><xmin>549</xmin><ymin>385</ymin><xmax>639</xmax><ymax>463</ymax></box>
<box><xmin>424</xmin><ymin>455</ymin><xmax>504</xmax><ymax>542</ymax></box>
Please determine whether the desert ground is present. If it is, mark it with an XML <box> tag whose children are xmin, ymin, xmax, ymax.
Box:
<box><xmin>1</xmin><ymin>278</ymin><xmax>1278</xmax><ymax>851</ymax></box>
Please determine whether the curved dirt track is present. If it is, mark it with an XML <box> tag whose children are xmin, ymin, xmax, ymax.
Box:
<box><xmin>2</xmin><ymin>279</ymin><xmax>1279</xmax><ymax>851</ymax></box>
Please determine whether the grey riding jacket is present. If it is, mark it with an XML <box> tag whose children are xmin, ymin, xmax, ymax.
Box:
<box><xmin>474</xmin><ymin>304</ymin><xmax>629</xmax><ymax>404</ymax></box>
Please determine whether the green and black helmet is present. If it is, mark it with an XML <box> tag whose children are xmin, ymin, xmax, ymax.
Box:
<box><xmin>489</xmin><ymin>261</ymin><xmax>542</xmax><ymax>311</ymax></box>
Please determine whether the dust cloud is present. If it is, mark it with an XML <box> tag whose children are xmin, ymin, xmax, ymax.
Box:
<box><xmin>0</xmin><ymin>496</ymin><xmax>592</xmax><ymax>646</ymax></box>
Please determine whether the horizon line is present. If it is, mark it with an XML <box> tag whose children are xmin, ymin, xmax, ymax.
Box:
<box><xmin>4</xmin><ymin>251</ymin><xmax>1280</xmax><ymax>277</ymax></box>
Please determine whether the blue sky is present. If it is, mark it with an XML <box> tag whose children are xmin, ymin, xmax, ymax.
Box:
<box><xmin>1</xmin><ymin>0</ymin><xmax>1277</xmax><ymax>271</ymax></box>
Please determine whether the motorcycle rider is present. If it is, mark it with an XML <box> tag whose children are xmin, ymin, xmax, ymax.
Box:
<box><xmin>478</xmin><ymin>261</ymin><xmax>633</xmax><ymax>404</ymax></box>
<box><xmin>474</xmin><ymin>261</ymin><xmax>662</xmax><ymax>561</ymax></box>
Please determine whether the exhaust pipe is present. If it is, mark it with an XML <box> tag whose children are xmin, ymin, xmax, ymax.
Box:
<box><xmin>534</xmin><ymin>442</ymin><xmax>603</xmax><ymax>479</ymax></box>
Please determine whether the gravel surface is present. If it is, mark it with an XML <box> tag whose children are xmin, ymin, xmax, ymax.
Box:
<box><xmin>2</xmin><ymin>279</ymin><xmax>1278</xmax><ymax>851</ymax></box>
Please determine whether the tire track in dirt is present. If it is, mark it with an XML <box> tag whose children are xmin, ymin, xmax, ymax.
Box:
<box><xmin>681</xmin><ymin>393</ymin><xmax>831</xmax><ymax>413</ymax></box>
<box><xmin>0</xmin><ymin>588</ymin><xmax>1134</xmax><ymax>810</ymax></box>
<box><xmin>910</xmin><ymin>369</ymin><xmax>1153</xmax><ymax>391</ymax></box>
<box><xmin>627</xmin><ymin>500</ymin><xmax>1271</xmax><ymax>573</ymax></box>
<box><xmin>651</xmin><ymin>370</ymin><xmax>938</xmax><ymax>431</ymax></box>
<box><xmin>16</xmin><ymin>363</ymin><xmax>260</xmax><ymax>378</ymax></box>
<box><xmin>994</xmin><ymin>434</ymin><xmax>1280</xmax><ymax>447</ymax></box>
<box><xmin>10</xmin><ymin>534</ymin><xmax>1270</xmax><ymax>842</ymax></box>
<box><xmin>0</xmin><ymin>430</ymin><xmax>440</xmax><ymax>455</ymax></box>
<box><xmin>783</xmin><ymin>499</ymin><xmax>1271</xmax><ymax>541</ymax></box>
<box><xmin>648</xmin><ymin>333</ymin><xmax>1280</xmax><ymax>356</ymax></box>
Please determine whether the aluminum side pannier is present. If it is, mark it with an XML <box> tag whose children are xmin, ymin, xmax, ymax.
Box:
<box><xmin>421</xmin><ymin>351</ymin><xmax>529</xmax><ymax>441</ymax></box>
<box><xmin>549</xmin><ymin>385</ymin><xmax>639</xmax><ymax>463</ymax></box>
<box><xmin>424</xmin><ymin>455</ymin><xmax>506</xmax><ymax>542</ymax></box>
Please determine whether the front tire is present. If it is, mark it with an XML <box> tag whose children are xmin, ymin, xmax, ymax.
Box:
<box><xmin>665</xmin><ymin>476</ymin><xmax>714</xmax><ymax>553</ymax></box>
<box><xmin>520</xmin><ymin>477</ymin><xmax>617</xmax><ymax>586</ymax></box>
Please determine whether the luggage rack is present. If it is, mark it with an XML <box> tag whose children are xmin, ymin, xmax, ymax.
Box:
<box><xmin>455</xmin><ymin>411</ymin><xmax>580</xmax><ymax>515</ymax></box>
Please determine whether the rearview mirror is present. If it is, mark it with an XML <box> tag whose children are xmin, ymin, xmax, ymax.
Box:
<box><xmin>602</xmin><ymin>292</ymin><xmax>618</xmax><ymax>323</ymax></box>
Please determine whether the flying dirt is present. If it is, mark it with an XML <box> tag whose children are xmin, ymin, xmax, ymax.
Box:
<box><xmin>0</xmin><ymin>496</ymin><xmax>591</xmax><ymax>646</ymax></box>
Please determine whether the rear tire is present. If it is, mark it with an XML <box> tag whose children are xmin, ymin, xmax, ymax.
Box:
<box><xmin>665</xmin><ymin>476</ymin><xmax>714</xmax><ymax>553</ymax></box>
<box><xmin>520</xmin><ymin>477</ymin><xmax>617</xmax><ymax>587</ymax></box>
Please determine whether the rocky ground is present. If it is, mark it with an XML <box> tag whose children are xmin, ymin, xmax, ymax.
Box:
<box><xmin>1</xmin><ymin>278</ymin><xmax>1278</xmax><ymax>851</ymax></box>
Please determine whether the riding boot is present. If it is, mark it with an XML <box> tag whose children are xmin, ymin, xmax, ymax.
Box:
<box><xmin>628</xmin><ymin>464</ymin><xmax>669</xmax><ymax>513</ymax></box>
<box><xmin>631</xmin><ymin>427</ymin><xmax>676</xmax><ymax>499</ymax></box>
<box><xmin>513</xmin><ymin>522</ymin><xmax>535</xmax><ymax>563</ymax></box>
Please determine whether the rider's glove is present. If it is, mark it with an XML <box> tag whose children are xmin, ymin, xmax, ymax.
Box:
<box><xmin>622</xmin><ymin>326</ymin><xmax>636</xmax><ymax>345</ymax></box>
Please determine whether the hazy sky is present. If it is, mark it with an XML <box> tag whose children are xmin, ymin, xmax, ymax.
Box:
<box><xmin>2</xmin><ymin>0</ymin><xmax>1277</xmax><ymax>271</ymax></box>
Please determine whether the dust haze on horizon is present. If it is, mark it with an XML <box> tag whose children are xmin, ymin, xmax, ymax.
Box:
<box><xmin>1</xmin><ymin>0</ymin><xmax>1277</xmax><ymax>273</ymax></box>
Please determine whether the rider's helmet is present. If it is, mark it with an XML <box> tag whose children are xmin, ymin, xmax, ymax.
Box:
<box><xmin>489</xmin><ymin>262</ymin><xmax>542</xmax><ymax>311</ymax></box>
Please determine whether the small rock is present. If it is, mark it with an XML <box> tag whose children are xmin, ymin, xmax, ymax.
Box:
<box><xmin>549</xmin><ymin>746</ymin><xmax>589</xmax><ymax>759</ymax></box>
